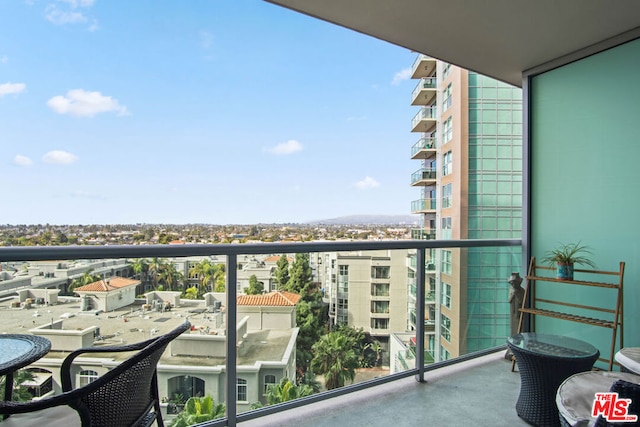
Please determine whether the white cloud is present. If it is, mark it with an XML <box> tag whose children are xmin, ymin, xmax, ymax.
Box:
<box><xmin>355</xmin><ymin>176</ymin><xmax>380</xmax><ymax>190</ymax></box>
<box><xmin>0</xmin><ymin>82</ymin><xmax>26</xmax><ymax>96</ymax></box>
<box><xmin>265</xmin><ymin>140</ymin><xmax>303</xmax><ymax>155</ymax></box>
<box><xmin>0</xmin><ymin>56</ymin><xmax>8</xmax><ymax>64</ymax></box>
<box><xmin>200</xmin><ymin>30</ymin><xmax>214</xmax><ymax>49</ymax></box>
<box><xmin>47</xmin><ymin>89</ymin><xmax>128</xmax><ymax>117</ymax></box>
<box><xmin>45</xmin><ymin>0</ymin><xmax>97</xmax><ymax>28</ymax></box>
<box><xmin>45</xmin><ymin>7</ymin><xmax>87</xmax><ymax>25</ymax></box>
<box><xmin>59</xmin><ymin>0</ymin><xmax>95</xmax><ymax>7</ymax></box>
<box><xmin>13</xmin><ymin>155</ymin><xmax>33</xmax><ymax>166</ymax></box>
<box><xmin>42</xmin><ymin>150</ymin><xmax>79</xmax><ymax>164</ymax></box>
<box><xmin>391</xmin><ymin>67</ymin><xmax>412</xmax><ymax>85</ymax></box>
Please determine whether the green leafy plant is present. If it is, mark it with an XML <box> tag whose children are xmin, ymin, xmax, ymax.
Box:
<box><xmin>541</xmin><ymin>242</ymin><xmax>596</xmax><ymax>268</ymax></box>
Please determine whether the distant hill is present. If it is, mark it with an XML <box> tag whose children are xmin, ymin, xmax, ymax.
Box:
<box><xmin>306</xmin><ymin>215</ymin><xmax>418</xmax><ymax>226</ymax></box>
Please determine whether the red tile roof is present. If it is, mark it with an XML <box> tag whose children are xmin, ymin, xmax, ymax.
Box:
<box><xmin>75</xmin><ymin>277</ymin><xmax>140</xmax><ymax>293</ymax></box>
<box><xmin>237</xmin><ymin>291</ymin><xmax>301</xmax><ymax>307</ymax></box>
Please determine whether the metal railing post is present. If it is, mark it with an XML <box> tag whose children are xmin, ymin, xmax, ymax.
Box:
<box><xmin>226</xmin><ymin>254</ymin><xmax>238</xmax><ymax>426</ymax></box>
<box><xmin>415</xmin><ymin>247</ymin><xmax>426</xmax><ymax>382</ymax></box>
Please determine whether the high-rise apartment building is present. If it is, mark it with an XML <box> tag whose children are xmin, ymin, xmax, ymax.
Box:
<box><xmin>408</xmin><ymin>55</ymin><xmax>522</xmax><ymax>361</ymax></box>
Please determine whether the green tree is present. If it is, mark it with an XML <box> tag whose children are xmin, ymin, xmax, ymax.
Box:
<box><xmin>129</xmin><ymin>258</ymin><xmax>149</xmax><ymax>287</ymax></box>
<box><xmin>158</xmin><ymin>262</ymin><xmax>183</xmax><ymax>292</ymax></box>
<box><xmin>0</xmin><ymin>370</ymin><xmax>36</xmax><ymax>401</ymax></box>
<box><xmin>274</xmin><ymin>254</ymin><xmax>290</xmax><ymax>290</ymax></box>
<box><xmin>265</xmin><ymin>378</ymin><xmax>314</xmax><ymax>405</ymax></box>
<box><xmin>189</xmin><ymin>260</ymin><xmax>225</xmax><ymax>296</ymax></box>
<box><xmin>310</xmin><ymin>331</ymin><xmax>359</xmax><ymax>390</ymax></box>
<box><xmin>184</xmin><ymin>286</ymin><xmax>198</xmax><ymax>300</ymax></box>
<box><xmin>147</xmin><ymin>257</ymin><xmax>167</xmax><ymax>290</ymax></box>
<box><xmin>244</xmin><ymin>274</ymin><xmax>264</xmax><ymax>295</ymax></box>
<box><xmin>286</xmin><ymin>253</ymin><xmax>313</xmax><ymax>295</ymax></box>
<box><xmin>170</xmin><ymin>395</ymin><xmax>225</xmax><ymax>427</ymax></box>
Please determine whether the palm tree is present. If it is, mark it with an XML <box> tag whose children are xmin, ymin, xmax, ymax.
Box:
<box><xmin>170</xmin><ymin>395</ymin><xmax>225</xmax><ymax>427</ymax></box>
<box><xmin>0</xmin><ymin>370</ymin><xmax>36</xmax><ymax>401</ymax></box>
<box><xmin>189</xmin><ymin>260</ymin><xmax>225</xmax><ymax>296</ymax></box>
<box><xmin>310</xmin><ymin>331</ymin><xmax>359</xmax><ymax>390</ymax></box>
<box><xmin>265</xmin><ymin>378</ymin><xmax>314</xmax><ymax>405</ymax></box>
<box><xmin>129</xmin><ymin>258</ymin><xmax>149</xmax><ymax>287</ymax></box>
<box><xmin>158</xmin><ymin>262</ymin><xmax>183</xmax><ymax>292</ymax></box>
<box><xmin>147</xmin><ymin>257</ymin><xmax>167</xmax><ymax>291</ymax></box>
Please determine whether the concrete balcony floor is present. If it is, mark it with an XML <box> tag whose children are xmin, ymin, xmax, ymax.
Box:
<box><xmin>241</xmin><ymin>351</ymin><xmax>529</xmax><ymax>427</ymax></box>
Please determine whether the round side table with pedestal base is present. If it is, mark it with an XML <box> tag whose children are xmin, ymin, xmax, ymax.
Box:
<box><xmin>508</xmin><ymin>333</ymin><xmax>600</xmax><ymax>427</ymax></box>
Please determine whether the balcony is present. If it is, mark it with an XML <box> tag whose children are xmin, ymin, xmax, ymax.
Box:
<box><xmin>411</xmin><ymin>137</ymin><xmax>437</xmax><ymax>160</ymax></box>
<box><xmin>411</xmin><ymin>228</ymin><xmax>436</xmax><ymax>240</ymax></box>
<box><xmin>411</xmin><ymin>54</ymin><xmax>437</xmax><ymax>79</ymax></box>
<box><xmin>243</xmin><ymin>351</ymin><xmax>524</xmax><ymax>427</ymax></box>
<box><xmin>0</xmin><ymin>239</ymin><xmax>521</xmax><ymax>427</ymax></box>
<box><xmin>411</xmin><ymin>77</ymin><xmax>437</xmax><ymax>105</ymax></box>
<box><xmin>410</xmin><ymin>168</ymin><xmax>437</xmax><ymax>186</ymax></box>
<box><xmin>411</xmin><ymin>106</ymin><xmax>438</xmax><ymax>133</ymax></box>
<box><xmin>411</xmin><ymin>198</ymin><xmax>436</xmax><ymax>214</ymax></box>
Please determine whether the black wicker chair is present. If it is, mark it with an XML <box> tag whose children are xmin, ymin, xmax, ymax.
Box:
<box><xmin>0</xmin><ymin>321</ymin><xmax>190</xmax><ymax>427</ymax></box>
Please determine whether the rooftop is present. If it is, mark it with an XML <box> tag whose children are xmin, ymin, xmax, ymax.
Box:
<box><xmin>237</xmin><ymin>291</ymin><xmax>301</xmax><ymax>307</ymax></box>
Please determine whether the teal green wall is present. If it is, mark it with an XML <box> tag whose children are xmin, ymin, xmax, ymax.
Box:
<box><xmin>466</xmin><ymin>74</ymin><xmax>523</xmax><ymax>352</ymax></box>
<box><xmin>531</xmin><ymin>38</ymin><xmax>640</xmax><ymax>366</ymax></box>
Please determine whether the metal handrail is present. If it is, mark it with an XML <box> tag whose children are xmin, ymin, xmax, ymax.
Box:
<box><xmin>0</xmin><ymin>238</ymin><xmax>521</xmax><ymax>427</ymax></box>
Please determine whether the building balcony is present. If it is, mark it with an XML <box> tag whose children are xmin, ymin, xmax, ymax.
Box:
<box><xmin>411</xmin><ymin>228</ymin><xmax>436</xmax><ymax>239</ymax></box>
<box><xmin>411</xmin><ymin>106</ymin><xmax>438</xmax><ymax>133</ymax></box>
<box><xmin>411</xmin><ymin>137</ymin><xmax>437</xmax><ymax>160</ymax></box>
<box><xmin>370</xmin><ymin>311</ymin><xmax>390</xmax><ymax>318</ymax></box>
<box><xmin>411</xmin><ymin>54</ymin><xmax>437</xmax><ymax>79</ymax></box>
<box><xmin>411</xmin><ymin>198</ymin><xmax>436</xmax><ymax>214</ymax></box>
<box><xmin>410</xmin><ymin>168</ymin><xmax>437</xmax><ymax>186</ymax></box>
<box><xmin>411</xmin><ymin>77</ymin><xmax>437</xmax><ymax>105</ymax></box>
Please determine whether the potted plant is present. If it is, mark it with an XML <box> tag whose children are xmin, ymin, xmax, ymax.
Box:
<box><xmin>542</xmin><ymin>242</ymin><xmax>596</xmax><ymax>280</ymax></box>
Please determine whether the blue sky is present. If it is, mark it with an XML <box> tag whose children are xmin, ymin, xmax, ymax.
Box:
<box><xmin>1</xmin><ymin>0</ymin><xmax>418</xmax><ymax>225</ymax></box>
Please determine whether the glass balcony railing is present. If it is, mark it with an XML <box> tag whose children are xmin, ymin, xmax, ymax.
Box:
<box><xmin>0</xmin><ymin>239</ymin><xmax>521</xmax><ymax>426</ymax></box>
<box><xmin>411</xmin><ymin>137</ymin><xmax>437</xmax><ymax>158</ymax></box>
<box><xmin>411</xmin><ymin>198</ymin><xmax>437</xmax><ymax>213</ymax></box>
<box><xmin>411</xmin><ymin>78</ymin><xmax>437</xmax><ymax>103</ymax></box>
<box><xmin>411</xmin><ymin>106</ymin><xmax>438</xmax><ymax>129</ymax></box>
<box><xmin>411</xmin><ymin>54</ymin><xmax>436</xmax><ymax>78</ymax></box>
<box><xmin>410</xmin><ymin>168</ymin><xmax>437</xmax><ymax>185</ymax></box>
<box><xmin>411</xmin><ymin>228</ymin><xmax>436</xmax><ymax>240</ymax></box>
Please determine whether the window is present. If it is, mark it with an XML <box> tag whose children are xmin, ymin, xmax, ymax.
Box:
<box><xmin>442</xmin><ymin>62</ymin><xmax>452</xmax><ymax>79</ymax></box>
<box><xmin>443</xmin><ymin>116</ymin><xmax>453</xmax><ymax>142</ymax></box>
<box><xmin>371</xmin><ymin>318</ymin><xmax>389</xmax><ymax>330</ymax></box>
<box><xmin>440</xmin><ymin>345</ymin><xmax>451</xmax><ymax>361</ymax></box>
<box><xmin>338</xmin><ymin>265</ymin><xmax>349</xmax><ymax>293</ymax></box>
<box><xmin>441</xmin><ymin>282</ymin><xmax>452</xmax><ymax>308</ymax></box>
<box><xmin>442</xmin><ymin>150</ymin><xmax>452</xmax><ymax>176</ymax></box>
<box><xmin>441</xmin><ymin>250</ymin><xmax>452</xmax><ymax>275</ymax></box>
<box><xmin>337</xmin><ymin>298</ymin><xmax>348</xmax><ymax>310</ymax></box>
<box><xmin>78</xmin><ymin>370</ymin><xmax>98</xmax><ymax>387</ymax></box>
<box><xmin>264</xmin><ymin>374</ymin><xmax>276</xmax><ymax>394</ymax></box>
<box><xmin>441</xmin><ymin>314</ymin><xmax>451</xmax><ymax>342</ymax></box>
<box><xmin>168</xmin><ymin>375</ymin><xmax>205</xmax><ymax>401</ymax></box>
<box><xmin>372</xmin><ymin>283</ymin><xmax>390</xmax><ymax>296</ymax></box>
<box><xmin>442</xmin><ymin>183</ymin><xmax>452</xmax><ymax>208</ymax></box>
<box><xmin>441</xmin><ymin>217</ymin><xmax>452</xmax><ymax>239</ymax></box>
<box><xmin>237</xmin><ymin>378</ymin><xmax>248</xmax><ymax>402</ymax></box>
<box><xmin>442</xmin><ymin>83</ymin><xmax>452</xmax><ymax>110</ymax></box>
<box><xmin>372</xmin><ymin>266</ymin><xmax>390</xmax><ymax>279</ymax></box>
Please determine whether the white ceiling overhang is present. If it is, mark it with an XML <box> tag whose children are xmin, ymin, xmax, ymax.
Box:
<box><xmin>265</xmin><ymin>0</ymin><xmax>640</xmax><ymax>87</ymax></box>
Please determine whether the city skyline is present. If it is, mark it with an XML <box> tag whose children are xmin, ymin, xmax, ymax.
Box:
<box><xmin>1</xmin><ymin>1</ymin><xmax>416</xmax><ymax>225</ymax></box>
